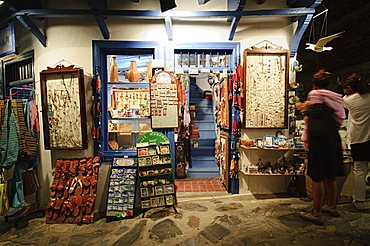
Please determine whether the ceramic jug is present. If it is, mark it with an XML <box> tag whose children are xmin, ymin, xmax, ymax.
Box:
<box><xmin>125</xmin><ymin>61</ymin><xmax>141</xmax><ymax>82</ymax></box>
<box><xmin>109</xmin><ymin>56</ymin><xmax>118</xmax><ymax>82</ymax></box>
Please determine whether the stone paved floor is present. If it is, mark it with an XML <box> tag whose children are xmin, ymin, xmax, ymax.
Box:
<box><xmin>0</xmin><ymin>193</ymin><xmax>369</xmax><ymax>246</ymax></box>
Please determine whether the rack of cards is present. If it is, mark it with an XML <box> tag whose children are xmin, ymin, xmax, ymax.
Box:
<box><xmin>106</xmin><ymin>157</ymin><xmax>138</xmax><ymax>221</ymax></box>
<box><xmin>137</xmin><ymin>141</ymin><xmax>177</xmax><ymax>217</ymax></box>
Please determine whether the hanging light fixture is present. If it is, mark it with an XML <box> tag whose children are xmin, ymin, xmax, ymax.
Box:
<box><xmin>159</xmin><ymin>0</ymin><xmax>177</xmax><ymax>13</ymax></box>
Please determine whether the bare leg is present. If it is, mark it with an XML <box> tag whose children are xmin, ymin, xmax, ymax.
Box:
<box><xmin>324</xmin><ymin>178</ymin><xmax>337</xmax><ymax>208</ymax></box>
<box><xmin>312</xmin><ymin>181</ymin><xmax>325</xmax><ymax>216</ymax></box>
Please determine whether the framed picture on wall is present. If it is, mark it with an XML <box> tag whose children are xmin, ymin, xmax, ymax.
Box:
<box><xmin>243</xmin><ymin>44</ymin><xmax>289</xmax><ymax>128</ymax></box>
<box><xmin>40</xmin><ymin>65</ymin><xmax>87</xmax><ymax>149</ymax></box>
<box><xmin>219</xmin><ymin>133</ymin><xmax>229</xmax><ymax>191</ymax></box>
<box><xmin>0</xmin><ymin>22</ymin><xmax>15</xmax><ymax>58</ymax></box>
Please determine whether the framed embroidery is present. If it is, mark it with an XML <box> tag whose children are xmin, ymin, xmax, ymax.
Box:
<box><xmin>243</xmin><ymin>44</ymin><xmax>289</xmax><ymax>128</ymax></box>
<box><xmin>40</xmin><ymin>65</ymin><xmax>87</xmax><ymax>149</ymax></box>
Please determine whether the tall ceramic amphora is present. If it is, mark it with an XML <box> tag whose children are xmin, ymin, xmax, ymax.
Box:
<box><xmin>125</xmin><ymin>61</ymin><xmax>141</xmax><ymax>82</ymax></box>
<box><xmin>109</xmin><ymin>56</ymin><xmax>118</xmax><ymax>82</ymax></box>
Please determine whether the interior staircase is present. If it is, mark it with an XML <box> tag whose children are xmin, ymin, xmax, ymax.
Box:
<box><xmin>187</xmin><ymin>80</ymin><xmax>219</xmax><ymax>178</ymax></box>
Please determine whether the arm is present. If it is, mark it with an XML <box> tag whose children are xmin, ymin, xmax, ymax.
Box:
<box><xmin>295</xmin><ymin>101</ymin><xmax>311</xmax><ymax>112</ymax></box>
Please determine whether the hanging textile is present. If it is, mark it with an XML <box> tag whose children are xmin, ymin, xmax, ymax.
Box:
<box><xmin>10</xmin><ymin>165</ymin><xmax>25</xmax><ymax>208</ymax></box>
<box><xmin>0</xmin><ymin>100</ymin><xmax>5</xmax><ymax>138</ymax></box>
<box><xmin>0</xmin><ymin>101</ymin><xmax>20</xmax><ymax>168</ymax></box>
<box><xmin>0</xmin><ymin>179</ymin><xmax>9</xmax><ymax>216</ymax></box>
<box><xmin>30</xmin><ymin>98</ymin><xmax>40</xmax><ymax>133</ymax></box>
<box><xmin>11</xmin><ymin>100</ymin><xmax>38</xmax><ymax>163</ymax></box>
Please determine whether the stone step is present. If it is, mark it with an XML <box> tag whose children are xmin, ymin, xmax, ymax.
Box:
<box><xmin>195</xmin><ymin>130</ymin><xmax>216</xmax><ymax>139</ymax></box>
<box><xmin>186</xmin><ymin>171</ymin><xmax>219</xmax><ymax>178</ymax></box>
<box><xmin>196</xmin><ymin>113</ymin><xmax>214</xmax><ymax>120</ymax></box>
<box><xmin>191</xmin><ymin>147</ymin><xmax>215</xmax><ymax>156</ymax></box>
<box><xmin>197</xmin><ymin>107</ymin><xmax>214</xmax><ymax>114</ymax></box>
<box><xmin>189</xmin><ymin>99</ymin><xmax>213</xmax><ymax>106</ymax></box>
<box><xmin>190</xmin><ymin>92</ymin><xmax>204</xmax><ymax>98</ymax></box>
<box><xmin>190</xmin><ymin>121</ymin><xmax>215</xmax><ymax>130</ymax></box>
<box><xmin>194</xmin><ymin>138</ymin><xmax>216</xmax><ymax>147</ymax></box>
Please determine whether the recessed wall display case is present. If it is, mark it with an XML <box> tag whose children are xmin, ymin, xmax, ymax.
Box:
<box><xmin>40</xmin><ymin>65</ymin><xmax>87</xmax><ymax>150</ymax></box>
<box><xmin>93</xmin><ymin>41</ymin><xmax>160</xmax><ymax>160</ymax></box>
<box><xmin>107</xmin><ymin>54</ymin><xmax>153</xmax><ymax>152</ymax></box>
<box><xmin>3</xmin><ymin>50</ymin><xmax>34</xmax><ymax>97</ymax></box>
<box><xmin>243</xmin><ymin>43</ymin><xmax>289</xmax><ymax>129</ymax></box>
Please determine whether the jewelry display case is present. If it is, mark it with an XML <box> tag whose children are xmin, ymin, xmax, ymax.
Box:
<box><xmin>107</xmin><ymin>81</ymin><xmax>152</xmax><ymax>152</ymax></box>
<box><xmin>40</xmin><ymin>65</ymin><xmax>87</xmax><ymax>150</ymax></box>
<box><xmin>243</xmin><ymin>43</ymin><xmax>289</xmax><ymax>129</ymax></box>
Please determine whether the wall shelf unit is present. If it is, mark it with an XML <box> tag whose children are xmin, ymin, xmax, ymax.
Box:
<box><xmin>3</xmin><ymin>50</ymin><xmax>34</xmax><ymax>96</ymax></box>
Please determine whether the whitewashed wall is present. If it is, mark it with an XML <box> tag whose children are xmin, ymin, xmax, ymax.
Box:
<box><xmin>2</xmin><ymin>0</ymin><xmax>301</xmax><ymax>207</ymax></box>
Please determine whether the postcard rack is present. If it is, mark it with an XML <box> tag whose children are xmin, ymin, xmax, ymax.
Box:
<box><xmin>105</xmin><ymin>157</ymin><xmax>138</xmax><ymax>221</ymax></box>
<box><xmin>136</xmin><ymin>141</ymin><xmax>177</xmax><ymax>217</ymax></box>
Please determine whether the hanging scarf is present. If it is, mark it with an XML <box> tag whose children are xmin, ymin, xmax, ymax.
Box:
<box><xmin>0</xmin><ymin>101</ymin><xmax>19</xmax><ymax>168</ymax></box>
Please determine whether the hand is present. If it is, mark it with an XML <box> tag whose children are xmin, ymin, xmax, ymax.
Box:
<box><xmin>304</xmin><ymin>142</ymin><xmax>309</xmax><ymax>151</ymax></box>
<box><xmin>295</xmin><ymin>101</ymin><xmax>310</xmax><ymax>111</ymax></box>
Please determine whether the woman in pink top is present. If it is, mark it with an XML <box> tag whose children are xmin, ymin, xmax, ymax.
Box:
<box><xmin>296</xmin><ymin>69</ymin><xmax>345</xmax><ymax>225</ymax></box>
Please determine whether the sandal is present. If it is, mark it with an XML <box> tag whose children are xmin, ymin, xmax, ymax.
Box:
<box><xmin>86</xmin><ymin>160</ymin><xmax>93</xmax><ymax>175</ymax></box>
<box><xmin>47</xmin><ymin>198</ymin><xmax>56</xmax><ymax>209</ymax></box>
<box><xmin>82</xmin><ymin>176</ymin><xmax>91</xmax><ymax>195</ymax></box>
<box><xmin>321</xmin><ymin>206</ymin><xmax>340</xmax><ymax>218</ymax></box>
<box><xmin>55</xmin><ymin>159</ymin><xmax>63</xmax><ymax>171</ymax></box>
<box><xmin>62</xmin><ymin>160</ymin><xmax>70</xmax><ymax>174</ymax></box>
<box><xmin>85</xmin><ymin>195</ymin><xmax>96</xmax><ymax>215</ymax></box>
<box><xmin>68</xmin><ymin>177</ymin><xmax>78</xmax><ymax>194</ymax></box>
<box><xmin>54</xmin><ymin>198</ymin><xmax>64</xmax><ymax>210</ymax></box>
<box><xmin>92</xmin><ymin>156</ymin><xmax>99</xmax><ymax>164</ymax></box>
<box><xmin>57</xmin><ymin>180</ymin><xmax>65</xmax><ymax>198</ymax></box>
<box><xmin>66</xmin><ymin>216</ymin><xmax>75</xmax><ymax>224</ymax></box>
<box><xmin>75</xmin><ymin>215</ymin><xmax>83</xmax><ymax>225</ymax></box>
<box><xmin>92</xmin><ymin>163</ymin><xmax>100</xmax><ymax>175</ymax></box>
<box><xmin>83</xmin><ymin>214</ymin><xmax>94</xmax><ymax>224</ymax></box>
<box><xmin>74</xmin><ymin>177</ymin><xmax>83</xmax><ymax>195</ymax></box>
<box><xmin>69</xmin><ymin>160</ymin><xmax>79</xmax><ymax>176</ymax></box>
<box><xmin>47</xmin><ymin>209</ymin><xmax>54</xmax><ymax>219</ymax></box>
<box><xmin>63</xmin><ymin>200</ymin><xmax>74</xmax><ymax>215</ymax></box>
<box><xmin>91</xmin><ymin>175</ymin><xmax>98</xmax><ymax>194</ymax></box>
<box><xmin>50</xmin><ymin>180</ymin><xmax>58</xmax><ymax>197</ymax></box>
<box><xmin>53</xmin><ymin>210</ymin><xmax>59</xmax><ymax>220</ymax></box>
<box><xmin>299</xmin><ymin>211</ymin><xmax>323</xmax><ymax>225</ymax></box>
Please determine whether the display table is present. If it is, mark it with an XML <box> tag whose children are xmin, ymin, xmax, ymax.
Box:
<box><xmin>238</xmin><ymin>146</ymin><xmax>306</xmax><ymax>195</ymax></box>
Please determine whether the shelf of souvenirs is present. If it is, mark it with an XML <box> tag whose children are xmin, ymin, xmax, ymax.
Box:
<box><xmin>240</xmin><ymin>145</ymin><xmax>306</xmax><ymax>151</ymax></box>
<box><xmin>109</xmin><ymin>117</ymin><xmax>151</xmax><ymax>121</ymax></box>
<box><xmin>239</xmin><ymin>170</ymin><xmax>305</xmax><ymax>176</ymax></box>
<box><xmin>108</xmin><ymin>82</ymin><xmax>149</xmax><ymax>89</ymax></box>
<box><xmin>173</xmin><ymin>66</ymin><xmax>231</xmax><ymax>74</ymax></box>
<box><xmin>108</xmin><ymin>130</ymin><xmax>152</xmax><ymax>134</ymax></box>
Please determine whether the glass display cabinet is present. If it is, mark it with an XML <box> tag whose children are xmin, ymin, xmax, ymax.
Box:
<box><xmin>93</xmin><ymin>41</ymin><xmax>160</xmax><ymax>160</ymax></box>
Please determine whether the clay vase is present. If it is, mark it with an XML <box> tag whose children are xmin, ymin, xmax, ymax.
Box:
<box><xmin>125</xmin><ymin>61</ymin><xmax>141</xmax><ymax>82</ymax></box>
<box><xmin>109</xmin><ymin>56</ymin><xmax>118</xmax><ymax>82</ymax></box>
<box><xmin>145</xmin><ymin>61</ymin><xmax>152</xmax><ymax>82</ymax></box>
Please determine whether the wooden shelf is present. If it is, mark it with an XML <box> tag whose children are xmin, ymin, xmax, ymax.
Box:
<box><xmin>240</xmin><ymin>145</ymin><xmax>305</xmax><ymax>151</ymax></box>
<box><xmin>239</xmin><ymin>170</ymin><xmax>304</xmax><ymax>176</ymax></box>
<box><xmin>109</xmin><ymin>117</ymin><xmax>150</xmax><ymax>121</ymax></box>
<box><xmin>108</xmin><ymin>82</ymin><xmax>149</xmax><ymax>89</ymax></box>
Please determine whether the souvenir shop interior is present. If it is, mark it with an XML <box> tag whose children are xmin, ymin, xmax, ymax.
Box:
<box><xmin>0</xmin><ymin>0</ymin><xmax>354</xmax><ymax>225</ymax></box>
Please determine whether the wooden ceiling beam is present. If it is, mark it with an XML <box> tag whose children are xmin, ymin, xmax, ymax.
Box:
<box><xmin>87</xmin><ymin>0</ymin><xmax>110</xmax><ymax>39</ymax></box>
